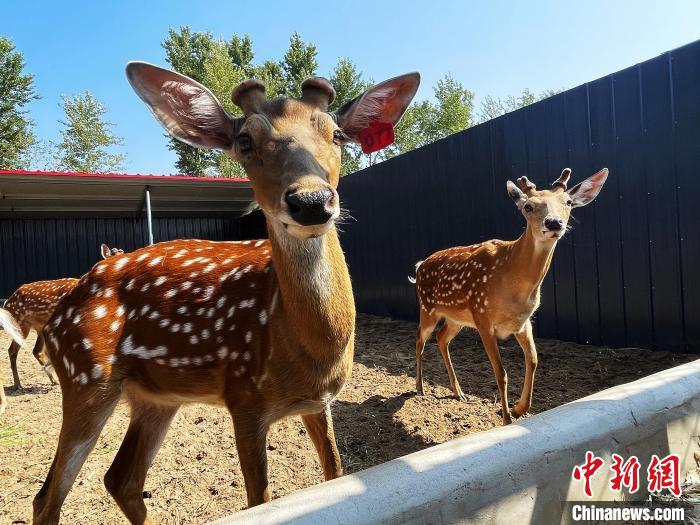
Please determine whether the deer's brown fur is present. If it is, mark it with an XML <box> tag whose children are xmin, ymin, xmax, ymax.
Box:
<box><xmin>31</xmin><ymin>63</ymin><xmax>419</xmax><ymax>524</ymax></box>
<box><xmin>413</xmin><ymin>168</ymin><xmax>608</xmax><ymax>425</ymax></box>
<box><xmin>0</xmin><ymin>245</ymin><xmax>124</xmax><ymax>414</ymax></box>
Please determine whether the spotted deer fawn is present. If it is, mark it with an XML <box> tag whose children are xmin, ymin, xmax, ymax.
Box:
<box><xmin>22</xmin><ymin>63</ymin><xmax>418</xmax><ymax>523</ymax></box>
<box><xmin>411</xmin><ymin>168</ymin><xmax>608</xmax><ymax>425</ymax></box>
<box><xmin>0</xmin><ymin>245</ymin><xmax>123</xmax><ymax>414</ymax></box>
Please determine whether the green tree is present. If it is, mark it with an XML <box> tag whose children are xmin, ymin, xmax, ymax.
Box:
<box><xmin>0</xmin><ymin>37</ymin><xmax>38</xmax><ymax>169</ymax></box>
<box><xmin>253</xmin><ymin>60</ymin><xmax>286</xmax><ymax>98</ymax></box>
<box><xmin>162</xmin><ymin>26</ymin><xmax>217</xmax><ymax>175</ymax></box>
<box><xmin>427</xmin><ymin>74</ymin><xmax>474</xmax><ymax>140</ymax></box>
<box><xmin>228</xmin><ymin>34</ymin><xmax>254</xmax><ymax>73</ymax></box>
<box><xmin>24</xmin><ymin>140</ymin><xmax>59</xmax><ymax>171</ymax></box>
<box><xmin>384</xmin><ymin>74</ymin><xmax>474</xmax><ymax>160</ymax></box>
<box><xmin>282</xmin><ymin>32</ymin><xmax>318</xmax><ymax>97</ymax></box>
<box><xmin>329</xmin><ymin>58</ymin><xmax>370</xmax><ymax>176</ymax></box>
<box><xmin>202</xmin><ymin>40</ymin><xmax>247</xmax><ymax>178</ymax></box>
<box><xmin>478</xmin><ymin>88</ymin><xmax>563</xmax><ymax>123</ymax></box>
<box><xmin>55</xmin><ymin>91</ymin><xmax>124</xmax><ymax>173</ymax></box>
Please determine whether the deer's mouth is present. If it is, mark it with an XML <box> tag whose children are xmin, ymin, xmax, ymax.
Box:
<box><xmin>280</xmin><ymin>215</ymin><xmax>337</xmax><ymax>239</ymax></box>
<box><xmin>542</xmin><ymin>229</ymin><xmax>564</xmax><ymax>240</ymax></box>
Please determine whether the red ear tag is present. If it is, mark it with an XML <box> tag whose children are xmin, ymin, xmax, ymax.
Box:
<box><xmin>359</xmin><ymin>121</ymin><xmax>395</xmax><ymax>153</ymax></box>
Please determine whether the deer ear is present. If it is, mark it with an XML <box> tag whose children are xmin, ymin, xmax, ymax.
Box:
<box><xmin>332</xmin><ymin>72</ymin><xmax>420</xmax><ymax>143</ymax></box>
<box><xmin>100</xmin><ymin>244</ymin><xmax>110</xmax><ymax>259</ymax></box>
<box><xmin>568</xmin><ymin>168</ymin><xmax>609</xmax><ymax>208</ymax></box>
<box><xmin>126</xmin><ymin>61</ymin><xmax>240</xmax><ymax>150</ymax></box>
<box><xmin>507</xmin><ymin>180</ymin><xmax>526</xmax><ymax>208</ymax></box>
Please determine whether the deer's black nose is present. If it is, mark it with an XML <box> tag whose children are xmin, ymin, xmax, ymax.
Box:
<box><xmin>285</xmin><ymin>189</ymin><xmax>334</xmax><ymax>226</ymax></box>
<box><xmin>544</xmin><ymin>217</ymin><xmax>564</xmax><ymax>231</ymax></box>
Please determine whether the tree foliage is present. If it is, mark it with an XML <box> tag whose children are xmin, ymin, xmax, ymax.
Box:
<box><xmin>329</xmin><ymin>58</ymin><xmax>370</xmax><ymax>176</ymax></box>
<box><xmin>383</xmin><ymin>74</ymin><xmax>474</xmax><ymax>161</ymax></box>
<box><xmin>163</xmin><ymin>28</ymin><xmax>321</xmax><ymax>177</ymax></box>
<box><xmin>478</xmin><ymin>88</ymin><xmax>563</xmax><ymax>123</ymax></box>
<box><xmin>162</xmin><ymin>27</ymin><xmax>217</xmax><ymax>175</ymax></box>
<box><xmin>282</xmin><ymin>32</ymin><xmax>318</xmax><ymax>97</ymax></box>
<box><xmin>160</xmin><ymin>27</ymin><xmax>562</xmax><ymax>178</ymax></box>
<box><xmin>55</xmin><ymin>91</ymin><xmax>125</xmax><ymax>173</ymax></box>
<box><xmin>0</xmin><ymin>36</ymin><xmax>38</xmax><ymax>169</ymax></box>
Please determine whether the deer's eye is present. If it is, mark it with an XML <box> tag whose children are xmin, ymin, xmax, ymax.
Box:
<box><xmin>333</xmin><ymin>129</ymin><xmax>348</xmax><ymax>145</ymax></box>
<box><xmin>524</xmin><ymin>203</ymin><xmax>534</xmax><ymax>212</ymax></box>
<box><xmin>236</xmin><ymin>133</ymin><xmax>253</xmax><ymax>153</ymax></box>
<box><xmin>566</xmin><ymin>199</ymin><xmax>573</xmax><ymax>207</ymax></box>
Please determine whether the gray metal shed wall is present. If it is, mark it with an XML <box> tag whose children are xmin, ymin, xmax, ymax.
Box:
<box><xmin>338</xmin><ymin>39</ymin><xmax>700</xmax><ymax>352</ymax></box>
<box><xmin>0</xmin><ymin>215</ymin><xmax>260</xmax><ymax>300</ymax></box>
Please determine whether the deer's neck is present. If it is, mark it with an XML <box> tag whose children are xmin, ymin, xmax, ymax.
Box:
<box><xmin>266</xmin><ymin>219</ymin><xmax>355</xmax><ymax>358</ymax></box>
<box><xmin>509</xmin><ymin>226</ymin><xmax>557</xmax><ymax>298</ymax></box>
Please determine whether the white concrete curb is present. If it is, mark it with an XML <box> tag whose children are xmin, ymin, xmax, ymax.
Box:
<box><xmin>211</xmin><ymin>359</ymin><xmax>700</xmax><ymax>525</ymax></box>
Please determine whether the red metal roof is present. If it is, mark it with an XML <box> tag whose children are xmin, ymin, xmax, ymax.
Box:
<box><xmin>0</xmin><ymin>169</ymin><xmax>254</xmax><ymax>218</ymax></box>
<box><xmin>0</xmin><ymin>169</ymin><xmax>249</xmax><ymax>183</ymax></box>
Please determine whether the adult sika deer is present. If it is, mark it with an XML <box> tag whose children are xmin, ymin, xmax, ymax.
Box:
<box><xmin>0</xmin><ymin>244</ymin><xmax>124</xmax><ymax>414</ymax></box>
<box><xmin>28</xmin><ymin>63</ymin><xmax>419</xmax><ymax>523</ymax></box>
<box><xmin>411</xmin><ymin>168</ymin><xmax>608</xmax><ymax>425</ymax></box>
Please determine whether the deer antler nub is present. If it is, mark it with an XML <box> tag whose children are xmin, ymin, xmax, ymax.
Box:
<box><xmin>516</xmin><ymin>176</ymin><xmax>536</xmax><ymax>195</ymax></box>
<box><xmin>552</xmin><ymin>168</ymin><xmax>572</xmax><ymax>191</ymax></box>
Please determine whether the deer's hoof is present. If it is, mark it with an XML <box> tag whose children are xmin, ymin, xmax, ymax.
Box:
<box><xmin>511</xmin><ymin>402</ymin><xmax>531</xmax><ymax>419</ymax></box>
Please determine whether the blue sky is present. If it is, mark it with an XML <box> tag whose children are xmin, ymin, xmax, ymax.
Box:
<box><xmin>4</xmin><ymin>0</ymin><xmax>700</xmax><ymax>174</ymax></box>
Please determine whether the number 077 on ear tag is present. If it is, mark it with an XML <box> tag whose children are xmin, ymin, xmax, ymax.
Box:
<box><xmin>359</xmin><ymin>121</ymin><xmax>395</xmax><ymax>153</ymax></box>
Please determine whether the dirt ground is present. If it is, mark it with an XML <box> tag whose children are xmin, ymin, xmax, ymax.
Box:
<box><xmin>0</xmin><ymin>313</ymin><xmax>696</xmax><ymax>524</ymax></box>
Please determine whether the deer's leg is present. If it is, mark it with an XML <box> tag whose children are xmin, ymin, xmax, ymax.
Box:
<box><xmin>230</xmin><ymin>408</ymin><xmax>270</xmax><ymax>507</ymax></box>
<box><xmin>435</xmin><ymin>320</ymin><xmax>466</xmax><ymax>401</ymax></box>
<box><xmin>0</xmin><ymin>369</ymin><xmax>6</xmax><ymax>415</ymax></box>
<box><xmin>416</xmin><ymin>311</ymin><xmax>438</xmax><ymax>396</ymax></box>
<box><xmin>8</xmin><ymin>340</ymin><xmax>22</xmax><ymax>390</ymax></box>
<box><xmin>476</xmin><ymin>325</ymin><xmax>511</xmax><ymax>425</ymax></box>
<box><xmin>512</xmin><ymin>319</ymin><xmax>538</xmax><ymax>418</ymax></box>
<box><xmin>104</xmin><ymin>401</ymin><xmax>179</xmax><ymax>524</ymax></box>
<box><xmin>301</xmin><ymin>406</ymin><xmax>342</xmax><ymax>480</ymax></box>
<box><xmin>33</xmin><ymin>334</ymin><xmax>58</xmax><ymax>385</ymax></box>
<box><xmin>34</xmin><ymin>387</ymin><xmax>119</xmax><ymax>524</ymax></box>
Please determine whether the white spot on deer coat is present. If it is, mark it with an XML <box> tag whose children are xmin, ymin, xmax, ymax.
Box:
<box><xmin>113</xmin><ymin>257</ymin><xmax>129</xmax><ymax>271</ymax></box>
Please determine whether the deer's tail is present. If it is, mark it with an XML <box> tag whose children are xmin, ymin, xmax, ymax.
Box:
<box><xmin>0</xmin><ymin>308</ymin><xmax>24</xmax><ymax>346</ymax></box>
<box><xmin>408</xmin><ymin>260</ymin><xmax>423</xmax><ymax>284</ymax></box>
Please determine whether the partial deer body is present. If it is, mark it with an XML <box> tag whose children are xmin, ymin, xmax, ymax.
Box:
<box><xmin>0</xmin><ymin>245</ymin><xmax>123</xmax><ymax>414</ymax></box>
<box><xmin>32</xmin><ymin>63</ymin><xmax>418</xmax><ymax>523</ymax></box>
<box><xmin>2</xmin><ymin>278</ymin><xmax>77</xmax><ymax>391</ymax></box>
<box><xmin>413</xmin><ymin>168</ymin><xmax>608</xmax><ymax>424</ymax></box>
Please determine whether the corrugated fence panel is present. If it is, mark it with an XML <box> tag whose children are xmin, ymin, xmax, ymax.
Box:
<box><xmin>672</xmin><ymin>41</ymin><xmax>700</xmax><ymax>352</ymax></box>
<box><xmin>0</xmin><ymin>215</ymin><xmax>254</xmax><ymax>299</ymax></box>
<box><xmin>339</xmin><ymin>39</ymin><xmax>700</xmax><ymax>352</ymax></box>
